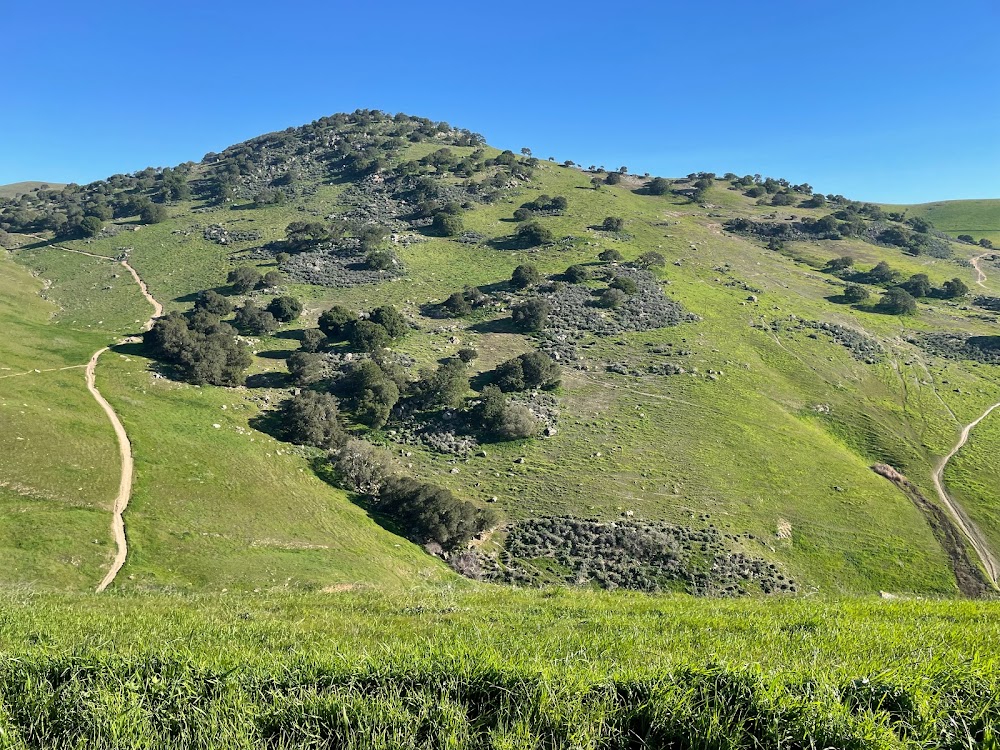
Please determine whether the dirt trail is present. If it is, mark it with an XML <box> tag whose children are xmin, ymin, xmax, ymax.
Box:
<box><xmin>971</xmin><ymin>252</ymin><xmax>991</xmax><ymax>288</ymax></box>
<box><xmin>28</xmin><ymin>235</ymin><xmax>161</xmax><ymax>590</ymax></box>
<box><xmin>88</xmin><ymin>346</ymin><xmax>135</xmax><ymax>592</ymax></box>
<box><xmin>0</xmin><ymin>364</ymin><xmax>87</xmax><ymax>380</ymax></box>
<box><xmin>932</xmin><ymin>403</ymin><xmax>1000</xmax><ymax>587</ymax></box>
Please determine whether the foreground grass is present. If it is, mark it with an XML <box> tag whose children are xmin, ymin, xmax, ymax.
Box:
<box><xmin>0</xmin><ymin>588</ymin><xmax>996</xmax><ymax>748</ymax></box>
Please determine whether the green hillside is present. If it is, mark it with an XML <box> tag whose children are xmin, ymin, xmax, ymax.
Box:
<box><xmin>886</xmin><ymin>198</ymin><xmax>1000</xmax><ymax>245</ymax></box>
<box><xmin>1</xmin><ymin>112</ymin><xmax>999</xmax><ymax>599</ymax></box>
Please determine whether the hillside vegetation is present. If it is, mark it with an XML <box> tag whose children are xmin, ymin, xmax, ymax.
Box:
<box><xmin>1</xmin><ymin>111</ymin><xmax>999</xmax><ymax>598</ymax></box>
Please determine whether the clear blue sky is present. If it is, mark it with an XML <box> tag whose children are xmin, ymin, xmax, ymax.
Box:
<box><xmin>3</xmin><ymin>0</ymin><xmax>998</xmax><ymax>203</ymax></box>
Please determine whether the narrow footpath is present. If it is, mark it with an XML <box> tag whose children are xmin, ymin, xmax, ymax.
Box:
<box><xmin>932</xmin><ymin>404</ymin><xmax>1000</xmax><ymax>586</ymax></box>
<box><xmin>928</xmin><ymin>252</ymin><xmax>1000</xmax><ymax>587</ymax></box>
<box><xmin>32</xmin><ymin>236</ymin><xmax>161</xmax><ymax>591</ymax></box>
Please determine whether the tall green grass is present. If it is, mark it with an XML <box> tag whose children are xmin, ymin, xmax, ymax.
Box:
<box><xmin>0</xmin><ymin>589</ymin><xmax>996</xmax><ymax>748</ymax></box>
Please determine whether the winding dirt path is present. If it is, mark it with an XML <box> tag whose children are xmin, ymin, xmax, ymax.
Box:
<box><xmin>88</xmin><ymin>346</ymin><xmax>135</xmax><ymax>592</ymax></box>
<box><xmin>971</xmin><ymin>252</ymin><xmax>991</xmax><ymax>288</ymax></box>
<box><xmin>28</xmin><ymin>235</ymin><xmax>161</xmax><ymax>590</ymax></box>
<box><xmin>932</xmin><ymin>403</ymin><xmax>1000</xmax><ymax>587</ymax></box>
<box><xmin>91</xmin><ymin>257</ymin><xmax>161</xmax><ymax>592</ymax></box>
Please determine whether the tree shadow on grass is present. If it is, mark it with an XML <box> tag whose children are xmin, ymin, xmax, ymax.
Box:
<box><xmin>478</xmin><ymin>280</ymin><xmax>513</xmax><ymax>295</ymax></box>
<box><xmin>110</xmin><ymin>341</ymin><xmax>149</xmax><ymax>358</ymax></box>
<box><xmin>468</xmin><ymin>317</ymin><xmax>519</xmax><ymax>334</ymax></box>
<box><xmin>823</xmin><ymin>294</ymin><xmax>854</xmax><ymax>305</ymax></box>
<box><xmin>469</xmin><ymin>369</ymin><xmax>500</xmax><ymax>391</ymax></box>
<box><xmin>246</xmin><ymin>372</ymin><xmax>291</xmax><ymax>388</ymax></box>
<box><xmin>247</xmin><ymin>405</ymin><xmax>289</xmax><ymax>444</ymax></box>
<box><xmin>256</xmin><ymin>349</ymin><xmax>291</xmax><ymax>360</ymax></box>
<box><xmin>487</xmin><ymin>235</ymin><xmax>545</xmax><ymax>252</ymax></box>
<box><xmin>173</xmin><ymin>286</ymin><xmax>229</xmax><ymax>304</ymax></box>
<box><xmin>308</xmin><ymin>456</ymin><xmax>414</xmax><ymax>541</ymax></box>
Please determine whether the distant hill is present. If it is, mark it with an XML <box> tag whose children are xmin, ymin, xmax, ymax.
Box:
<box><xmin>885</xmin><ymin>198</ymin><xmax>1000</xmax><ymax>246</ymax></box>
<box><xmin>0</xmin><ymin>181</ymin><xmax>64</xmax><ymax>198</ymax></box>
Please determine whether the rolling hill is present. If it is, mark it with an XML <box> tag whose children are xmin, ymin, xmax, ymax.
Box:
<box><xmin>2</xmin><ymin>111</ymin><xmax>999</xmax><ymax>599</ymax></box>
<box><xmin>885</xmin><ymin>198</ymin><xmax>1000</xmax><ymax>246</ymax></box>
<box><xmin>0</xmin><ymin>181</ymin><xmax>65</xmax><ymax>198</ymax></box>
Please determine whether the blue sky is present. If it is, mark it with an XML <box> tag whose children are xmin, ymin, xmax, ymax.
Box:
<box><xmin>3</xmin><ymin>0</ymin><xmax>997</xmax><ymax>203</ymax></box>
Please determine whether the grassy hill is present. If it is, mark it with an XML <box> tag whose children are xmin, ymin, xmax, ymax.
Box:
<box><xmin>886</xmin><ymin>198</ymin><xmax>1000</xmax><ymax>245</ymax></box>
<box><xmin>1</xmin><ymin>112</ymin><xmax>1000</xmax><ymax>598</ymax></box>
<box><xmin>0</xmin><ymin>181</ymin><xmax>64</xmax><ymax>198</ymax></box>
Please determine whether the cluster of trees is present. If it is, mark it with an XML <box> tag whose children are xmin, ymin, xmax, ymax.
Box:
<box><xmin>378</xmin><ymin>475</ymin><xmax>498</xmax><ymax>551</ymax></box>
<box><xmin>440</xmin><ymin>286</ymin><xmax>487</xmax><ymax>317</ymax></box>
<box><xmin>728</xmin><ymin>207</ymin><xmax>952</xmax><ymax>258</ymax></box>
<box><xmin>730</xmin><ymin>174</ymin><xmax>816</xmax><ymax>201</ymax></box>
<box><xmin>492</xmin><ymin>351</ymin><xmax>561</xmax><ymax>392</ymax></box>
<box><xmin>202</xmin><ymin>109</ymin><xmax>484</xmax><ymax>205</ymax></box>
<box><xmin>828</xmin><ymin>257</ymin><xmax>969</xmax><ymax>313</ymax></box>
<box><xmin>957</xmin><ymin>234</ymin><xmax>994</xmax><ymax>249</ymax></box>
<box><xmin>280</xmin><ymin>219</ymin><xmax>401</xmax><ymax>268</ymax></box>
<box><xmin>315</xmin><ymin>304</ymin><xmax>409</xmax><ymax>353</ymax></box>
<box><xmin>285</xmin><ymin>293</ymin><xmax>562</xmax><ymax>440</ymax></box>
<box><xmin>145</xmin><ymin>311</ymin><xmax>251</xmax><ymax>386</ymax></box>
<box><xmin>270</xmin><ymin>396</ymin><xmax>499</xmax><ymax>551</ymax></box>
<box><xmin>513</xmin><ymin>194</ymin><xmax>567</xmax><ymax>221</ymax></box>
<box><xmin>232</xmin><ymin>295</ymin><xmax>301</xmax><ymax>335</ymax></box>
<box><xmin>227</xmin><ymin>266</ymin><xmax>282</xmax><ymax>293</ymax></box>
<box><xmin>144</xmin><ymin>276</ymin><xmax>305</xmax><ymax>383</ymax></box>
<box><xmin>330</xmin><ymin>439</ymin><xmax>498</xmax><ymax>551</ymax></box>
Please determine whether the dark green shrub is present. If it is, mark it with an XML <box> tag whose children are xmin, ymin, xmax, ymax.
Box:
<box><xmin>511</xmin><ymin>264</ymin><xmax>541</xmax><ymax>289</ymax></box>
<box><xmin>277</xmin><ymin>390</ymin><xmax>345</xmax><ymax>448</ymax></box>
<box><xmin>266</xmin><ymin>296</ymin><xmax>302</xmax><ymax>322</ymax></box>
<box><xmin>318</xmin><ymin>306</ymin><xmax>356</xmax><ymax>338</ymax></box>
<box><xmin>511</xmin><ymin>299</ymin><xmax>550</xmax><ymax>332</ymax></box>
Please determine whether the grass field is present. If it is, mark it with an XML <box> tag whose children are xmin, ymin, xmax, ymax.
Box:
<box><xmin>0</xmin><ymin>253</ymin><xmax>126</xmax><ymax>588</ymax></box>
<box><xmin>0</xmin><ymin>589</ymin><xmax>995</xmax><ymax>748</ymax></box>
